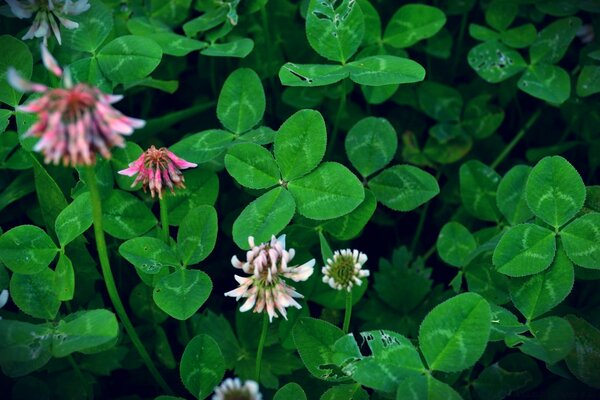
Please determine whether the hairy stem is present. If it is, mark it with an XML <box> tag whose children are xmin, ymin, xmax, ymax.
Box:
<box><xmin>343</xmin><ymin>290</ymin><xmax>353</xmax><ymax>334</ymax></box>
<box><xmin>255</xmin><ymin>313</ymin><xmax>269</xmax><ymax>382</ymax></box>
<box><xmin>85</xmin><ymin>167</ymin><xmax>172</xmax><ymax>394</ymax></box>
<box><xmin>491</xmin><ymin>109</ymin><xmax>542</xmax><ymax>170</ymax></box>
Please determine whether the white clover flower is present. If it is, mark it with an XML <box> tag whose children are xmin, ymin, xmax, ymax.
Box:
<box><xmin>212</xmin><ymin>378</ymin><xmax>262</xmax><ymax>400</ymax></box>
<box><xmin>0</xmin><ymin>289</ymin><xmax>9</xmax><ymax>319</ymax></box>
<box><xmin>225</xmin><ymin>235</ymin><xmax>315</xmax><ymax>322</ymax></box>
<box><xmin>322</xmin><ymin>249</ymin><xmax>369</xmax><ymax>292</ymax></box>
<box><xmin>6</xmin><ymin>0</ymin><xmax>91</xmax><ymax>45</ymax></box>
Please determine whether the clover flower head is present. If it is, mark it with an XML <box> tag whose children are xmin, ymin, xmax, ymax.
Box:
<box><xmin>7</xmin><ymin>45</ymin><xmax>145</xmax><ymax>166</ymax></box>
<box><xmin>6</xmin><ymin>0</ymin><xmax>91</xmax><ymax>45</ymax></box>
<box><xmin>322</xmin><ymin>249</ymin><xmax>369</xmax><ymax>292</ymax></box>
<box><xmin>225</xmin><ymin>235</ymin><xmax>315</xmax><ymax>322</ymax></box>
<box><xmin>212</xmin><ymin>378</ymin><xmax>262</xmax><ymax>400</ymax></box>
<box><xmin>0</xmin><ymin>289</ymin><xmax>9</xmax><ymax>319</ymax></box>
<box><xmin>118</xmin><ymin>145</ymin><xmax>197</xmax><ymax>199</ymax></box>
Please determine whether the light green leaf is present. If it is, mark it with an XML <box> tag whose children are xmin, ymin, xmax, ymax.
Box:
<box><xmin>177</xmin><ymin>206</ymin><xmax>218</xmax><ymax>266</ymax></box>
<box><xmin>97</xmin><ymin>36</ymin><xmax>163</xmax><ymax>84</ymax></box>
<box><xmin>323</xmin><ymin>189</ymin><xmax>377</xmax><ymax>240</ymax></box>
<box><xmin>62</xmin><ymin>0</ymin><xmax>113</xmax><ymax>52</ymax></box>
<box><xmin>102</xmin><ymin>190</ymin><xmax>157</xmax><ymax>240</ymax></box>
<box><xmin>217</xmin><ymin>68</ymin><xmax>265</xmax><ymax>134</ymax></box>
<box><xmin>468</xmin><ymin>41</ymin><xmax>527</xmax><ymax>83</ymax></box>
<box><xmin>288</xmin><ymin>162</ymin><xmax>364</xmax><ymax>220</ymax></box>
<box><xmin>419</xmin><ymin>292</ymin><xmax>491</xmax><ymax>372</ymax></box>
<box><xmin>274</xmin><ymin>383</ymin><xmax>307</xmax><ymax>400</ymax></box>
<box><xmin>492</xmin><ymin>224</ymin><xmax>556</xmax><ymax>277</ymax></box>
<box><xmin>485</xmin><ymin>0</ymin><xmax>517</xmax><ymax>31</ymax></box>
<box><xmin>0</xmin><ymin>225</ymin><xmax>57</xmax><ymax>274</ymax></box>
<box><xmin>55</xmin><ymin>193</ymin><xmax>93</xmax><ymax>247</ymax></box>
<box><xmin>119</xmin><ymin>237</ymin><xmax>180</xmax><ymax>273</ymax></box>
<box><xmin>150</xmin><ymin>0</ymin><xmax>193</xmax><ymax>26</ymax></box>
<box><xmin>200</xmin><ymin>39</ymin><xmax>254</xmax><ymax>58</ymax></box>
<box><xmin>525</xmin><ymin>156</ymin><xmax>585</xmax><ymax>228</ymax></box>
<box><xmin>501</xmin><ymin>24</ymin><xmax>537</xmax><ymax>49</ymax></box>
<box><xmin>153</xmin><ymin>269</ymin><xmax>212</xmax><ymax>320</ymax></box>
<box><xmin>232</xmin><ymin>187</ymin><xmax>296</xmax><ymax>250</ymax></box>
<box><xmin>561</xmin><ymin>213</ymin><xmax>600</xmax><ymax>269</ymax></box>
<box><xmin>169</xmin><ymin>130</ymin><xmax>234</xmax><ymax>165</ymax></box>
<box><xmin>437</xmin><ymin>222</ymin><xmax>477</xmax><ymax>267</ymax></box>
<box><xmin>69</xmin><ymin>57</ymin><xmax>110</xmax><ymax>92</ymax></box>
<box><xmin>346</xmin><ymin>56</ymin><xmax>425</xmax><ymax>86</ymax></box>
<box><xmin>460</xmin><ymin>160</ymin><xmax>502</xmax><ymax>222</ymax></box>
<box><xmin>395</xmin><ymin>375</ymin><xmax>463</xmax><ymax>400</ymax></box>
<box><xmin>146</xmin><ymin>32</ymin><xmax>206</xmax><ymax>56</ymax></box>
<box><xmin>384</xmin><ymin>4</ymin><xmax>446</xmax><ymax>48</ymax></box>
<box><xmin>488</xmin><ymin>304</ymin><xmax>528</xmax><ymax>342</ymax></box>
<box><xmin>52</xmin><ymin>310</ymin><xmax>118</xmax><ymax>357</ymax></box>
<box><xmin>509</xmin><ymin>248</ymin><xmax>574</xmax><ymax>320</ymax></box>
<box><xmin>180</xmin><ymin>334</ymin><xmax>225</xmax><ymax>399</ymax></box>
<box><xmin>0</xmin><ymin>35</ymin><xmax>32</xmax><ymax>107</ymax></box>
<box><xmin>517</xmin><ymin>64</ymin><xmax>571</xmax><ymax>104</ymax></box>
<box><xmin>345</xmin><ymin>117</ymin><xmax>397</xmax><ymax>177</ymax></box>
<box><xmin>225</xmin><ymin>143</ymin><xmax>280</xmax><ymax>189</ymax></box>
<box><xmin>275</xmin><ymin>109</ymin><xmax>327</xmax><ymax>181</ymax></box>
<box><xmin>369</xmin><ymin>165</ymin><xmax>439</xmax><ymax>212</ymax></box>
<box><xmin>279</xmin><ymin>63</ymin><xmax>349</xmax><ymax>87</ymax></box>
<box><xmin>305</xmin><ymin>0</ymin><xmax>365</xmax><ymax>63</ymax></box>
<box><xmin>497</xmin><ymin>165</ymin><xmax>534</xmax><ymax>225</ymax></box>
<box><xmin>165</xmin><ymin>169</ymin><xmax>219</xmax><ymax>226</ymax></box>
<box><xmin>321</xmin><ymin>384</ymin><xmax>368</xmax><ymax>400</ymax></box>
<box><xmin>529</xmin><ymin>17</ymin><xmax>581</xmax><ymax>64</ymax></box>
<box><xmin>469</xmin><ymin>24</ymin><xmax>500</xmax><ymax>42</ymax></box>
<box><xmin>564</xmin><ymin>315</ymin><xmax>600</xmax><ymax>389</ymax></box>
<box><xmin>55</xmin><ymin>254</ymin><xmax>75</xmax><ymax>301</ymax></box>
<box><xmin>10</xmin><ymin>268</ymin><xmax>60</xmax><ymax>320</ymax></box>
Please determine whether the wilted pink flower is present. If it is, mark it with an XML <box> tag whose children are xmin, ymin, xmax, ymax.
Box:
<box><xmin>7</xmin><ymin>45</ymin><xmax>145</xmax><ymax>166</ymax></box>
<box><xmin>322</xmin><ymin>249</ymin><xmax>369</xmax><ymax>292</ymax></box>
<box><xmin>212</xmin><ymin>378</ymin><xmax>261</xmax><ymax>400</ymax></box>
<box><xmin>225</xmin><ymin>235</ymin><xmax>315</xmax><ymax>322</ymax></box>
<box><xmin>118</xmin><ymin>145</ymin><xmax>197</xmax><ymax>199</ymax></box>
<box><xmin>6</xmin><ymin>0</ymin><xmax>91</xmax><ymax>45</ymax></box>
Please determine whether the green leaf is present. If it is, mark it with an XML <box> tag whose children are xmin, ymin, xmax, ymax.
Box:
<box><xmin>62</xmin><ymin>0</ymin><xmax>113</xmax><ymax>52</ymax></box>
<box><xmin>321</xmin><ymin>384</ymin><xmax>368</xmax><ymax>400</ymax></box>
<box><xmin>146</xmin><ymin>32</ymin><xmax>206</xmax><ymax>56</ymax></box>
<box><xmin>488</xmin><ymin>304</ymin><xmax>528</xmax><ymax>342</ymax></box>
<box><xmin>509</xmin><ymin>248</ymin><xmax>574</xmax><ymax>320</ymax></box>
<box><xmin>10</xmin><ymin>268</ymin><xmax>60</xmax><ymax>320</ymax></box>
<box><xmin>292</xmin><ymin>317</ymin><xmax>347</xmax><ymax>381</ymax></box>
<box><xmin>501</xmin><ymin>24</ymin><xmax>537</xmax><ymax>49</ymax></box>
<box><xmin>564</xmin><ymin>315</ymin><xmax>600</xmax><ymax>389</ymax></box>
<box><xmin>383</xmin><ymin>4</ymin><xmax>446</xmax><ymax>48</ymax></box>
<box><xmin>200</xmin><ymin>39</ymin><xmax>254</xmax><ymax>58</ymax></box>
<box><xmin>52</xmin><ymin>310</ymin><xmax>118</xmax><ymax>357</ymax></box>
<box><xmin>419</xmin><ymin>292</ymin><xmax>491</xmax><ymax>372</ymax></box>
<box><xmin>119</xmin><ymin>237</ymin><xmax>180</xmax><ymax>273</ymax></box>
<box><xmin>0</xmin><ymin>225</ymin><xmax>58</xmax><ymax>274</ymax></box>
<box><xmin>492</xmin><ymin>224</ymin><xmax>556</xmax><ymax>277</ymax></box>
<box><xmin>153</xmin><ymin>269</ymin><xmax>212</xmax><ymax>320</ymax></box>
<box><xmin>169</xmin><ymin>130</ymin><xmax>234</xmax><ymax>165</ymax></box>
<box><xmin>55</xmin><ymin>193</ymin><xmax>93</xmax><ymax>247</ymax></box>
<box><xmin>437</xmin><ymin>222</ymin><xmax>477</xmax><ymax>267</ymax></box>
<box><xmin>462</xmin><ymin>94</ymin><xmax>504</xmax><ymax>139</ymax></box>
<box><xmin>468</xmin><ymin>41</ymin><xmax>527</xmax><ymax>83</ymax></box>
<box><xmin>279</xmin><ymin>63</ymin><xmax>349</xmax><ymax>87</ymax></box>
<box><xmin>232</xmin><ymin>187</ymin><xmax>296</xmax><ymax>250</ymax></box>
<box><xmin>225</xmin><ymin>143</ymin><xmax>280</xmax><ymax>189</ymax></box>
<box><xmin>472</xmin><ymin>356</ymin><xmax>533</xmax><ymax>400</ymax></box>
<box><xmin>189</xmin><ymin>311</ymin><xmax>241</xmax><ymax>369</ymax></box>
<box><xmin>561</xmin><ymin>213</ymin><xmax>600</xmax><ymax>269</ymax></box>
<box><xmin>180</xmin><ymin>334</ymin><xmax>225</xmax><ymax>399</ymax></box>
<box><xmin>577</xmin><ymin>66</ymin><xmax>600</xmax><ymax>97</ymax></box>
<box><xmin>305</xmin><ymin>0</ymin><xmax>365</xmax><ymax>63</ymax></box>
<box><xmin>69</xmin><ymin>57</ymin><xmax>110</xmax><ymax>92</ymax></box>
<box><xmin>97</xmin><ymin>36</ymin><xmax>163</xmax><ymax>84</ymax></box>
<box><xmin>369</xmin><ymin>165</ymin><xmax>439</xmax><ymax>212</ymax></box>
<box><xmin>177</xmin><ymin>206</ymin><xmax>218</xmax><ymax>266</ymax></box>
<box><xmin>102</xmin><ymin>190</ymin><xmax>157</xmax><ymax>239</ymax></box>
<box><xmin>529</xmin><ymin>17</ymin><xmax>581</xmax><ymax>64</ymax></box>
<box><xmin>0</xmin><ymin>320</ymin><xmax>53</xmax><ymax>377</ymax></box>
<box><xmin>345</xmin><ymin>117</ymin><xmax>397</xmax><ymax>177</ymax></box>
<box><xmin>525</xmin><ymin>156</ymin><xmax>586</xmax><ymax>228</ymax></box>
<box><xmin>346</xmin><ymin>56</ymin><xmax>425</xmax><ymax>86</ymax></box>
<box><xmin>323</xmin><ymin>189</ymin><xmax>377</xmax><ymax>240</ymax></box>
<box><xmin>217</xmin><ymin>68</ymin><xmax>265</xmax><ymax>134</ymax></box>
<box><xmin>182</xmin><ymin>7</ymin><xmax>227</xmax><ymax>36</ymax></box>
<box><xmin>55</xmin><ymin>253</ymin><xmax>75</xmax><ymax>301</ymax></box>
<box><xmin>469</xmin><ymin>24</ymin><xmax>500</xmax><ymax>42</ymax></box>
<box><xmin>30</xmin><ymin>156</ymin><xmax>69</xmax><ymax>235</ymax></box>
<box><xmin>150</xmin><ymin>0</ymin><xmax>193</xmax><ymax>26</ymax></box>
<box><xmin>0</xmin><ymin>35</ymin><xmax>32</xmax><ymax>107</ymax></box>
<box><xmin>513</xmin><ymin>316</ymin><xmax>574</xmax><ymax>364</ymax></box>
<box><xmin>353</xmin><ymin>330</ymin><xmax>425</xmax><ymax>392</ymax></box>
<box><xmin>395</xmin><ymin>375</ymin><xmax>463</xmax><ymax>400</ymax></box>
<box><xmin>497</xmin><ymin>165</ymin><xmax>534</xmax><ymax>225</ymax></box>
<box><xmin>288</xmin><ymin>162</ymin><xmax>364</xmax><ymax>220</ymax></box>
<box><xmin>165</xmin><ymin>169</ymin><xmax>219</xmax><ymax>226</ymax></box>
<box><xmin>274</xmin><ymin>383</ymin><xmax>307</xmax><ymax>400</ymax></box>
<box><xmin>274</xmin><ymin>109</ymin><xmax>327</xmax><ymax>181</ymax></box>
<box><xmin>111</xmin><ymin>142</ymin><xmax>144</xmax><ymax>191</ymax></box>
<box><xmin>459</xmin><ymin>160</ymin><xmax>502</xmax><ymax>222</ymax></box>
<box><xmin>485</xmin><ymin>0</ymin><xmax>517</xmax><ymax>31</ymax></box>
<box><xmin>417</xmin><ymin>81</ymin><xmax>463</xmax><ymax>122</ymax></box>
<box><xmin>517</xmin><ymin>64</ymin><xmax>571</xmax><ymax>104</ymax></box>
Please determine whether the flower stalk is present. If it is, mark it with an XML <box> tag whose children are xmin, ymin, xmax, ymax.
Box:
<box><xmin>255</xmin><ymin>313</ymin><xmax>269</xmax><ymax>382</ymax></box>
<box><xmin>343</xmin><ymin>290</ymin><xmax>353</xmax><ymax>334</ymax></box>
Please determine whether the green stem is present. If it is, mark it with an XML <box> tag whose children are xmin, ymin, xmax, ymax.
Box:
<box><xmin>159</xmin><ymin>197</ymin><xmax>169</xmax><ymax>244</ymax></box>
<box><xmin>342</xmin><ymin>290</ymin><xmax>353</xmax><ymax>334</ymax></box>
<box><xmin>411</xmin><ymin>200</ymin><xmax>431</xmax><ymax>254</ymax></box>
<box><xmin>255</xmin><ymin>313</ymin><xmax>269</xmax><ymax>382</ymax></box>
<box><xmin>491</xmin><ymin>109</ymin><xmax>542</xmax><ymax>170</ymax></box>
<box><xmin>326</xmin><ymin>93</ymin><xmax>347</xmax><ymax>159</ymax></box>
<box><xmin>423</xmin><ymin>244</ymin><xmax>436</xmax><ymax>261</ymax></box>
<box><xmin>85</xmin><ymin>167</ymin><xmax>172</xmax><ymax>395</ymax></box>
<box><xmin>451</xmin><ymin>11</ymin><xmax>469</xmax><ymax>78</ymax></box>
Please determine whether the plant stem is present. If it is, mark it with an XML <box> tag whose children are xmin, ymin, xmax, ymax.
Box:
<box><xmin>326</xmin><ymin>93</ymin><xmax>347</xmax><ymax>159</ymax></box>
<box><xmin>255</xmin><ymin>313</ymin><xmax>269</xmax><ymax>382</ymax></box>
<box><xmin>491</xmin><ymin>109</ymin><xmax>542</xmax><ymax>170</ymax></box>
<box><xmin>85</xmin><ymin>167</ymin><xmax>172</xmax><ymax>395</ymax></box>
<box><xmin>159</xmin><ymin>197</ymin><xmax>169</xmax><ymax>244</ymax></box>
<box><xmin>342</xmin><ymin>290</ymin><xmax>353</xmax><ymax>334</ymax></box>
<box><xmin>451</xmin><ymin>12</ymin><xmax>469</xmax><ymax>78</ymax></box>
<box><xmin>411</xmin><ymin>200</ymin><xmax>431</xmax><ymax>254</ymax></box>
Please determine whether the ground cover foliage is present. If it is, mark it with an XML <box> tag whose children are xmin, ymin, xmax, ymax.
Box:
<box><xmin>0</xmin><ymin>0</ymin><xmax>600</xmax><ymax>399</ymax></box>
